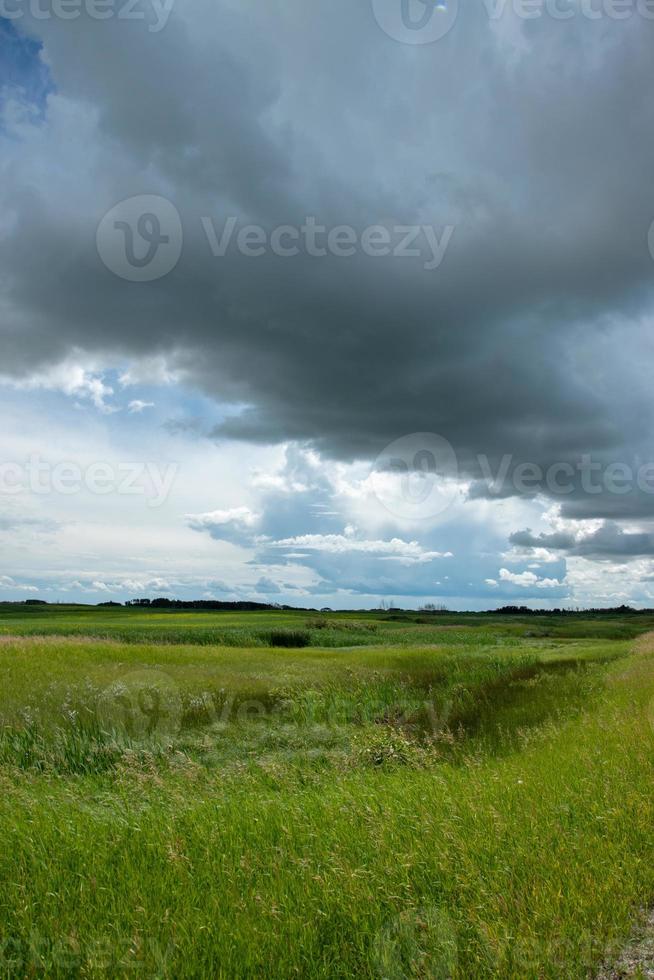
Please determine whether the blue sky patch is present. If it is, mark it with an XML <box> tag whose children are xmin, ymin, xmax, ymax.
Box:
<box><xmin>0</xmin><ymin>17</ymin><xmax>52</xmax><ymax>113</ymax></box>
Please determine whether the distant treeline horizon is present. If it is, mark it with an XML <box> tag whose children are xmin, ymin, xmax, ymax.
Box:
<box><xmin>4</xmin><ymin>598</ymin><xmax>651</xmax><ymax>616</ymax></box>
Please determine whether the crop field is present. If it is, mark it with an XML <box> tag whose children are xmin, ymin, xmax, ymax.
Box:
<box><xmin>2</xmin><ymin>605</ymin><xmax>654</xmax><ymax>977</ymax></box>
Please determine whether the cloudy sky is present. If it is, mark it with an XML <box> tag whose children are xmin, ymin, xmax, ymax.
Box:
<box><xmin>1</xmin><ymin>0</ymin><xmax>654</xmax><ymax>608</ymax></box>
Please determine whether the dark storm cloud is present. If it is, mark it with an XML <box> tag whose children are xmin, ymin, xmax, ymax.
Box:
<box><xmin>467</xmin><ymin>449</ymin><xmax>654</xmax><ymax>520</ymax></box>
<box><xmin>2</xmin><ymin>1</ymin><xmax>654</xmax><ymax>523</ymax></box>
<box><xmin>511</xmin><ymin>522</ymin><xmax>654</xmax><ymax>559</ymax></box>
<box><xmin>511</xmin><ymin>529</ymin><xmax>578</xmax><ymax>551</ymax></box>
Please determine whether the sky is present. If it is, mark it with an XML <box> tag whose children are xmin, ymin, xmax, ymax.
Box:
<box><xmin>1</xmin><ymin>0</ymin><xmax>654</xmax><ymax>609</ymax></box>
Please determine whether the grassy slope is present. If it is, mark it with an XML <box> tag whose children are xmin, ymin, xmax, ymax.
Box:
<box><xmin>0</xmin><ymin>612</ymin><xmax>653</xmax><ymax>977</ymax></box>
<box><xmin>1</xmin><ymin>603</ymin><xmax>652</xmax><ymax>645</ymax></box>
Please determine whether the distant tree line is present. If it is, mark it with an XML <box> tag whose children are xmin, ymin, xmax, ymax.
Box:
<box><xmin>489</xmin><ymin>604</ymin><xmax>638</xmax><ymax>615</ymax></box>
<box><xmin>124</xmin><ymin>598</ymin><xmax>308</xmax><ymax>611</ymax></box>
<box><xmin>114</xmin><ymin>600</ymin><xmax>646</xmax><ymax>615</ymax></box>
<box><xmin>6</xmin><ymin>599</ymin><xmax>649</xmax><ymax>615</ymax></box>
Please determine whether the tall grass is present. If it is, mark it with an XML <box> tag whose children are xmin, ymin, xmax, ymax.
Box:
<box><xmin>3</xmin><ymin>602</ymin><xmax>653</xmax><ymax>648</ymax></box>
<box><xmin>0</xmin><ymin>625</ymin><xmax>652</xmax><ymax>976</ymax></box>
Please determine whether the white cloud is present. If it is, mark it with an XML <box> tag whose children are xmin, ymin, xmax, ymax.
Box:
<box><xmin>119</xmin><ymin>357</ymin><xmax>181</xmax><ymax>388</ymax></box>
<box><xmin>0</xmin><ymin>575</ymin><xmax>38</xmax><ymax>592</ymax></box>
<box><xmin>272</xmin><ymin>532</ymin><xmax>452</xmax><ymax>564</ymax></box>
<box><xmin>186</xmin><ymin>506</ymin><xmax>260</xmax><ymax>532</ymax></box>
<box><xmin>1</xmin><ymin>357</ymin><xmax>117</xmax><ymax>413</ymax></box>
<box><xmin>128</xmin><ymin>400</ymin><xmax>155</xmax><ymax>414</ymax></box>
<box><xmin>498</xmin><ymin>568</ymin><xmax>561</xmax><ymax>590</ymax></box>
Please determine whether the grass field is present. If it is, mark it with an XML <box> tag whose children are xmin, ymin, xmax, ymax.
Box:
<box><xmin>1</xmin><ymin>606</ymin><xmax>654</xmax><ymax>977</ymax></box>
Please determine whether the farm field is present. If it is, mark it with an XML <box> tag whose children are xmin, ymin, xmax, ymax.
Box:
<box><xmin>1</xmin><ymin>606</ymin><xmax>654</xmax><ymax>977</ymax></box>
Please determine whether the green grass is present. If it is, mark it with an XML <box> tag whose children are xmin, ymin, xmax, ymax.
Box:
<box><xmin>2</xmin><ymin>602</ymin><xmax>652</xmax><ymax>648</ymax></box>
<box><xmin>1</xmin><ymin>608</ymin><xmax>654</xmax><ymax>976</ymax></box>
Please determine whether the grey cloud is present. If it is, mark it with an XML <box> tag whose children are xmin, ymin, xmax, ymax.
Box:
<box><xmin>185</xmin><ymin>507</ymin><xmax>260</xmax><ymax>546</ymax></box>
<box><xmin>163</xmin><ymin>417</ymin><xmax>208</xmax><ymax>437</ymax></box>
<box><xmin>2</xmin><ymin>3</ymin><xmax>654</xmax><ymax>526</ymax></box>
<box><xmin>510</xmin><ymin>529</ymin><xmax>578</xmax><ymax>551</ymax></box>
<box><xmin>254</xmin><ymin>576</ymin><xmax>281</xmax><ymax>595</ymax></box>
<box><xmin>0</xmin><ymin>515</ymin><xmax>59</xmax><ymax>533</ymax></box>
<box><xmin>511</xmin><ymin>522</ymin><xmax>654</xmax><ymax>560</ymax></box>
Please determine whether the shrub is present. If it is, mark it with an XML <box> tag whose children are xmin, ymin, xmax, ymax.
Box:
<box><xmin>267</xmin><ymin>630</ymin><xmax>311</xmax><ymax>648</ymax></box>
